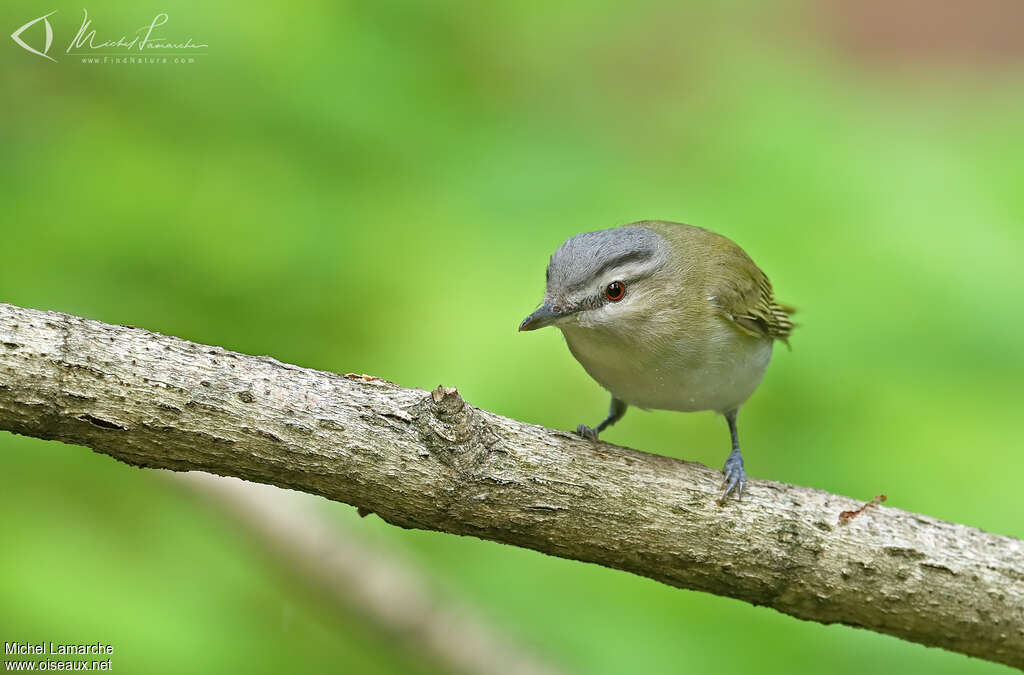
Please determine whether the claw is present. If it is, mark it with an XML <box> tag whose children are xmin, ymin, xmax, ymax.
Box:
<box><xmin>719</xmin><ymin>450</ymin><xmax>746</xmax><ymax>504</ymax></box>
<box><xmin>576</xmin><ymin>424</ymin><xmax>598</xmax><ymax>441</ymax></box>
<box><xmin>719</xmin><ymin>473</ymin><xmax>745</xmax><ymax>503</ymax></box>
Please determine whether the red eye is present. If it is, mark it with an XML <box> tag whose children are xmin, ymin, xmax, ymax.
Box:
<box><xmin>605</xmin><ymin>281</ymin><xmax>626</xmax><ymax>302</ymax></box>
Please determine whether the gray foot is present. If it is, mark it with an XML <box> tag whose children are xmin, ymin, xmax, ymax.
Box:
<box><xmin>720</xmin><ymin>449</ymin><xmax>746</xmax><ymax>503</ymax></box>
<box><xmin>576</xmin><ymin>424</ymin><xmax>599</xmax><ymax>441</ymax></box>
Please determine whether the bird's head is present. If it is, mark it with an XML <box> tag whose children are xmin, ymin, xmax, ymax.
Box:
<box><xmin>519</xmin><ymin>225</ymin><xmax>671</xmax><ymax>333</ymax></box>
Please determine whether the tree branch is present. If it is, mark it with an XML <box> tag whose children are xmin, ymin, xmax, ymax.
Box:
<box><xmin>183</xmin><ymin>473</ymin><xmax>565</xmax><ymax>675</ymax></box>
<box><xmin>0</xmin><ymin>302</ymin><xmax>1021</xmax><ymax>668</ymax></box>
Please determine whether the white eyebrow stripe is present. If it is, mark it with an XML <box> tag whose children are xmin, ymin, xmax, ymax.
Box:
<box><xmin>594</xmin><ymin>258</ymin><xmax>665</xmax><ymax>287</ymax></box>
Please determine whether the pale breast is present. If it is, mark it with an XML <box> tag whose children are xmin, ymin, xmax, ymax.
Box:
<box><xmin>560</xmin><ymin>321</ymin><xmax>773</xmax><ymax>414</ymax></box>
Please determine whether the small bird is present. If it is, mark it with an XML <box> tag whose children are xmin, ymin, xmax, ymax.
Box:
<box><xmin>519</xmin><ymin>221</ymin><xmax>794</xmax><ymax>502</ymax></box>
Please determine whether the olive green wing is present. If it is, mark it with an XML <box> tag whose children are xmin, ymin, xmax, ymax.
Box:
<box><xmin>710</xmin><ymin>246</ymin><xmax>795</xmax><ymax>343</ymax></box>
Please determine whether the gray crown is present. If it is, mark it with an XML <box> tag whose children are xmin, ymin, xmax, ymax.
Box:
<box><xmin>546</xmin><ymin>226</ymin><xmax>665</xmax><ymax>293</ymax></box>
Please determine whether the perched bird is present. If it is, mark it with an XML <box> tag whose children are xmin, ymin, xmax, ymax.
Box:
<box><xmin>519</xmin><ymin>221</ymin><xmax>794</xmax><ymax>502</ymax></box>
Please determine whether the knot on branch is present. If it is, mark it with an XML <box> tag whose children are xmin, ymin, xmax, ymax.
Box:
<box><xmin>431</xmin><ymin>384</ymin><xmax>463</xmax><ymax>412</ymax></box>
<box><xmin>427</xmin><ymin>385</ymin><xmax>472</xmax><ymax>444</ymax></box>
<box><xmin>414</xmin><ymin>385</ymin><xmax>494</xmax><ymax>481</ymax></box>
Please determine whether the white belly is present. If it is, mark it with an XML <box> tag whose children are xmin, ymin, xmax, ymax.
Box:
<box><xmin>560</xmin><ymin>322</ymin><xmax>772</xmax><ymax>414</ymax></box>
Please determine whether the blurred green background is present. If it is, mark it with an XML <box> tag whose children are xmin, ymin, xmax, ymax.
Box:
<box><xmin>2</xmin><ymin>0</ymin><xmax>1023</xmax><ymax>672</ymax></box>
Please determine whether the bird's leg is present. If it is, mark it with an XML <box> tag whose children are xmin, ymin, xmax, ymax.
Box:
<box><xmin>577</xmin><ymin>397</ymin><xmax>627</xmax><ymax>441</ymax></box>
<box><xmin>720</xmin><ymin>408</ymin><xmax>746</xmax><ymax>502</ymax></box>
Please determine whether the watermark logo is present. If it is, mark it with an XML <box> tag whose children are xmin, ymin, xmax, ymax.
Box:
<box><xmin>11</xmin><ymin>10</ymin><xmax>57</xmax><ymax>61</ymax></box>
<box><xmin>11</xmin><ymin>9</ymin><xmax>208</xmax><ymax>64</ymax></box>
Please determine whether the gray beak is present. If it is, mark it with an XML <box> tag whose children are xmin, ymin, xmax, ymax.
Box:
<box><xmin>519</xmin><ymin>303</ymin><xmax>563</xmax><ymax>331</ymax></box>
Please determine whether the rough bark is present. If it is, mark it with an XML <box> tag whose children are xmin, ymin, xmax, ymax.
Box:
<box><xmin>0</xmin><ymin>302</ymin><xmax>1021</xmax><ymax>668</ymax></box>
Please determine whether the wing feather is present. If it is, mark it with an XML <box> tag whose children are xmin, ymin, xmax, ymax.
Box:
<box><xmin>712</xmin><ymin>247</ymin><xmax>795</xmax><ymax>342</ymax></box>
